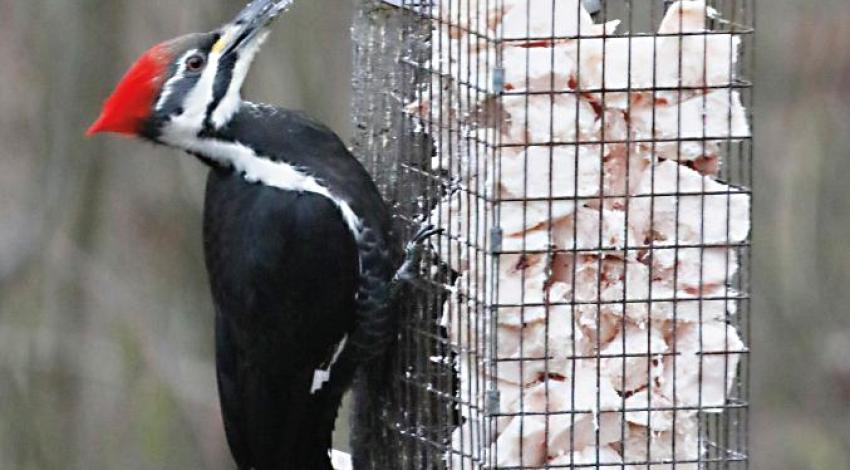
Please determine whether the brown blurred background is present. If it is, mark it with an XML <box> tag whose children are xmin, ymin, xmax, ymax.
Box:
<box><xmin>0</xmin><ymin>0</ymin><xmax>847</xmax><ymax>469</ymax></box>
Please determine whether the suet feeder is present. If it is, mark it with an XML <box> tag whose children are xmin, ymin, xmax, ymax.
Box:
<box><xmin>351</xmin><ymin>1</ymin><xmax>753</xmax><ymax>468</ymax></box>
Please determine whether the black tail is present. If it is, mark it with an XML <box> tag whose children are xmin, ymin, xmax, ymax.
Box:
<box><xmin>221</xmin><ymin>367</ymin><xmax>337</xmax><ymax>470</ymax></box>
<box><xmin>217</xmin><ymin>314</ymin><xmax>339</xmax><ymax>470</ymax></box>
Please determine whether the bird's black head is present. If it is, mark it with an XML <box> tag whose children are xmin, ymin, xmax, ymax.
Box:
<box><xmin>87</xmin><ymin>0</ymin><xmax>293</xmax><ymax>143</ymax></box>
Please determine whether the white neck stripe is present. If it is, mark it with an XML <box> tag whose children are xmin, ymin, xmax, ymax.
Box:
<box><xmin>169</xmin><ymin>135</ymin><xmax>364</xmax><ymax>238</ymax></box>
<box><xmin>210</xmin><ymin>31</ymin><xmax>269</xmax><ymax>129</ymax></box>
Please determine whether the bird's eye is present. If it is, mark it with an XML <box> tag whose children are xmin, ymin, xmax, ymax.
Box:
<box><xmin>185</xmin><ymin>54</ymin><xmax>206</xmax><ymax>72</ymax></box>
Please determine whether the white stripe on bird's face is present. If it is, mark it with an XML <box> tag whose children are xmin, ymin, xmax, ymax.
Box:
<box><xmin>161</xmin><ymin>47</ymin><xmax>223</xmax><ymax>139</ymax></box>
<box><xmin>155</xmin><ymin>49</ymin><xmax>199</xmax><ymax>112</ymax></box>
<box><xmin>160</xmin><ymin>27</ymin><xmax>269</xmax><ymax>140</ymax></box>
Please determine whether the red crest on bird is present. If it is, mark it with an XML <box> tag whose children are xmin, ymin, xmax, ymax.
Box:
<box><xmin>86</xmin><ymin>43</ymin><xmax>172</xmax><ymax>137</ymax></box>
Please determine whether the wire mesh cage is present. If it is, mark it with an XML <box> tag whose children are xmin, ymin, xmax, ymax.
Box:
<box><xmin>351</xmin><ymin>0</ymin><xmax>752</xmax><ymax>468</ymax></box>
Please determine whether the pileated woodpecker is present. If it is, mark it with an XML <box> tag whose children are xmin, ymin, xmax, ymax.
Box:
<box><xmin>88</xmin><ymin>1</ymin><xmax>431</xmax><ymax>468</ymax></box>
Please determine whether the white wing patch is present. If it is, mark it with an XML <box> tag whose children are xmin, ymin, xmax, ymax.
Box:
<box><xmin>330</xmin><ymin>449</ymin><xmax>352</xmax><ymax>470</ymax></box>
<box><xmin>311</xmin><ymin>335</ymin><xmax>349</xmax><ymax>394</ymax></box>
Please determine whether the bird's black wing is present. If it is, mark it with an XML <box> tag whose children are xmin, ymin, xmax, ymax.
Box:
<box><xmin>204</xmin><ymin>168</ymin><xmax>359</xmax><ymax>469</ymax></box>
<box><xmin>221</xmin><ymin>104</ymin><xmax>400</xmax><ymax>356</ymax></box>
<box><xmin>215</xmin><ymin>105</ymin><xmax>402</xmax><ymax>466</ymax></box>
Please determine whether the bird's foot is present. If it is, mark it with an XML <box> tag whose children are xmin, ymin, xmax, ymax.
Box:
<box><xmin>395</xmin><ymin>225</ymin><xmax>443</xmax><ymax>282</ymax></box>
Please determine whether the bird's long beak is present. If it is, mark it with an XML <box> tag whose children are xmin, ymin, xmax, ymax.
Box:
<box><xmin>214</xmin><ymin>0</ymin><xmax>293</xmax><ymax>56</ymax></box>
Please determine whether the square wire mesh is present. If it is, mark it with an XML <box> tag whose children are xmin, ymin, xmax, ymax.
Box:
<box><xmin>351</xmin><ymin>1</ymin><xmax>753</xmax><ymax>468</ymax></box>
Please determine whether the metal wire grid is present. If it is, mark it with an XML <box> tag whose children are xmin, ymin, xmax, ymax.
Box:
<box><xmin>351</xmin><ymin>0</ymin><xmax>753</xmax><ymax>468</ymax></box>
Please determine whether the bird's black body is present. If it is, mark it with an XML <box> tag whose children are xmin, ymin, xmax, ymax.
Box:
<box><xmin>203</xmin><ymin>105</ymin><xmax>395</xmax><ymax>469</ymax></box>
<box><xmin>89</xmin><ymin>3</ymin><xmax>433</xmax><ymax>468</ymax></box>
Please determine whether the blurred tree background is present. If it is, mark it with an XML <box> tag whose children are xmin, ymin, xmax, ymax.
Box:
<box><xmin>0</xmin><ymin>0</ymin><xmax>847</xmax><ymax>469</ymax></box>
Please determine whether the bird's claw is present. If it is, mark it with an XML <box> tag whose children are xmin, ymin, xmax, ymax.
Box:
<box><xmin>411</xmin><ymin>225</ymin><xmax>444</xmax><ymax>245</ymax></box>
<box><xmin>396</xmin><ymin>225</ymin><xmax>443</xmax><ymax>282</ymax></box>
<box><xmin>404</xmin><ymin>225</ymin><xmax>443</xmax><ymax>263</ymax></box>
